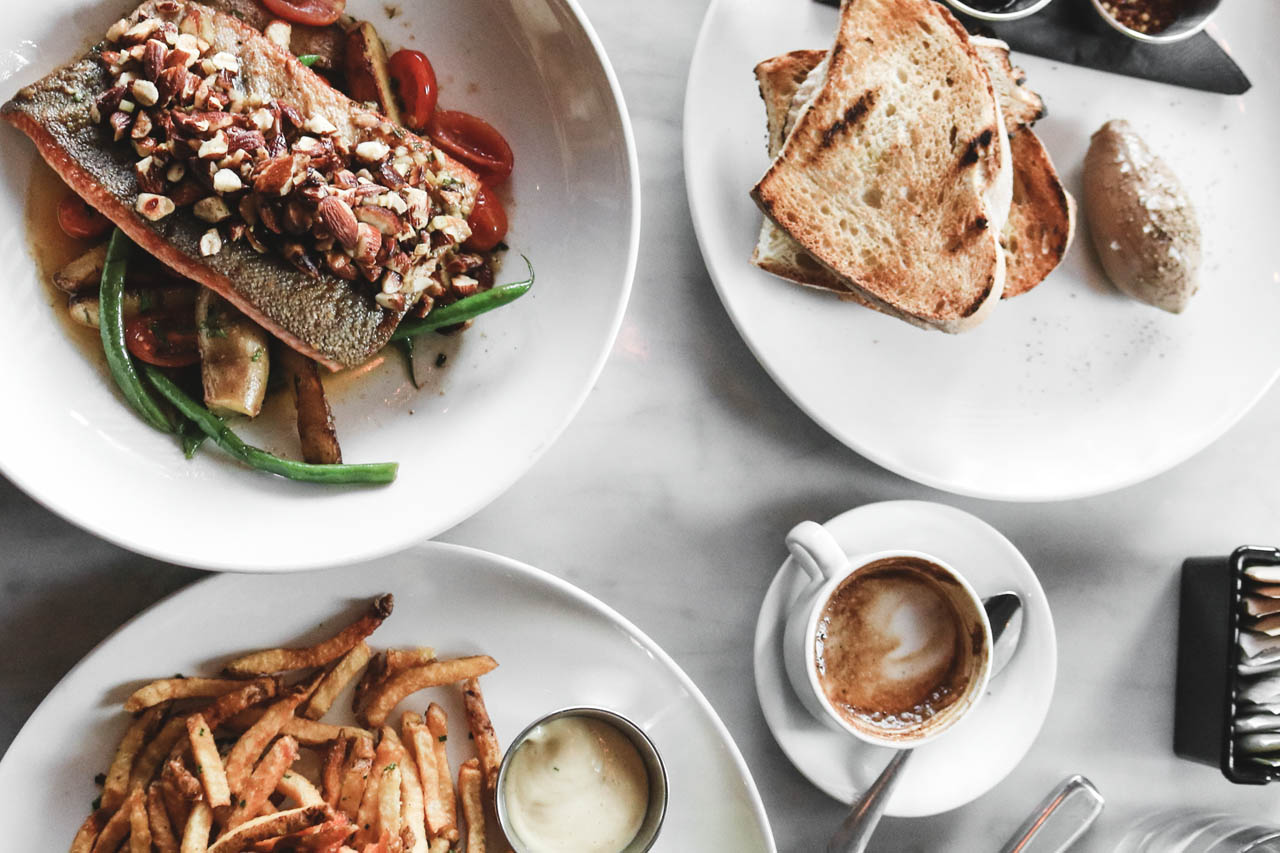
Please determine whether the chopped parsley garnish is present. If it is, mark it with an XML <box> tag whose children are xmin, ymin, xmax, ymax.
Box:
<box><xmin>297</xmin><ymin>54</ymin><xmax>321</xmax><ymax>67</ymax></box>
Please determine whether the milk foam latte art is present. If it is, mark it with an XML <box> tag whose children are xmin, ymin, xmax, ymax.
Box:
<box><xmin>815</xmin><ymin>557</ymin><xmax>973</xmax><ymax>733</ymax></box>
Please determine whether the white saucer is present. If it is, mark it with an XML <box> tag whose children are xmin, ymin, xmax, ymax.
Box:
<box><xmin>753</xmin><ymin>500</ymin><xmax>1057</xmax><ymax>817</ymax></box>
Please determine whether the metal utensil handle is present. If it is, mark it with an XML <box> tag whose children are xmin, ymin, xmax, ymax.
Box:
<box><xmin>999</xmin><ymin>775</ymin><xmax>1105</xmax><ymax>853</ymax></box>
<box><xmin>825</xmin><ymin>749</ymin><xmax>913</xmax><ymax>853</ymax></box>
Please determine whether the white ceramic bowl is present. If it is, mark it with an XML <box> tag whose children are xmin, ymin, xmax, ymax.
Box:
<box><xmin>1089</xmin><ymin>0</ymin><xmax>1221</xmax><ymax>44</ymax></box>
<box><xmin>0</xmin><ymin>0</ymin><xmax>638</xmax><ymax>571</ymax></box>
<box><xmin>945</xmin><ymin>0</ymin><xmax>1055</xmax><ymax>23</ymax></box>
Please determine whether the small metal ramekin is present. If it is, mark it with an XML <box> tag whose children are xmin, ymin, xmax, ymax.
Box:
<box><xmin>1090</xmin><ymin>0</ymin><xmax>1222</xmax><ymax>44</ymax></box>
<box><xmin>944</xmin><ymin>0</ymin><xmax>1056</xmax><ymax>22</ymax></box>
<box><xmin>495</xmin><ymin>706</ymin><xmax>668</xmax><ymax>853</ymax></box>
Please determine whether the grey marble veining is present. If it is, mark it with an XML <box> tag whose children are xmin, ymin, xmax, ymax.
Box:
<box><xmin>3</xmin><ymin>0</ymin><xmax>1280</xmax><ymax>850</ymax></box>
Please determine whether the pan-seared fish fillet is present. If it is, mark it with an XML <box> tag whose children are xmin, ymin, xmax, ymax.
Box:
<box><xmin>751</xmin><ymin>0</ymin><xmax>1008</xmax><ymax>333</ymax></box>
<box><xmin>2</xmin><ymin>0</ymin><xmax>479</xmax><ymax>369</ymax></box>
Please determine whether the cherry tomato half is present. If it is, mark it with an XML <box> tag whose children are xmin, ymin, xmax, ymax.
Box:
<box><xmin>387</xmin><ymin>49</ymin><xmax>438</xmax><ymax>132</ymax></box>
<box><xmin>57</xmin><ymin>195</ymin><xmax>112</xmax><ymax>241</ymax></box>
<box><xmin>463</xmin><ymin>185</ymin><xmax>508</xmax><ymax>252</ymax></box>
<box><xmin>260</xmin><ymin>0</ymin><xmax>345</xmax><ymax>27</ymax></box>
<box><xmin>429</xmin><ymin>110</ymin><xmax>514</xmax><ymax>185</ymax></box>
<box><xmin>125</xmin><ymin>313</ymin><xmax>199</xmax><ymax>368</ymax></box>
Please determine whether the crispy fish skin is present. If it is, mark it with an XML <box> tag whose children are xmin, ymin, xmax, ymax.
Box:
<box><xmin>1</xmin><ymin>0</ymin><xmax>478</xmax><ymax>370</ymax></box>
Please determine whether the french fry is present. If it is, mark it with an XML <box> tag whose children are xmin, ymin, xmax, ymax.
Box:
<box><xmin>403</xmin><ymin>715</ymin><xmax>446</xmax><ymax>843</ymax></box>
<box><xmin>247</xmin><ymin>816</ymin><xmax>355</xmax><ymax>851</ymax></box>
<box><xmin>147</xmin><ymin>782</ymin><xmax>180</xmax><ymax>853</ymax></box>
<box><xmin>159</xmin><ymin>760</ymin><xmax>198</xmax><ymax>830</ymax></box>
<box><xmin>383</xmin><ymin>726</ymin><xmax>427</xmax><ymax>853</ymax></box>
<box><xmin>91</xmin><ymin>786</ymin><xmax>142</xmax><ymax>853</ymax></box>
<box><xmin>225</xmin><ymin>708</ymin><xmax>372</xmax><ymax>746</ymax></box>
<box><xmin>206</xmin><ymin>805</ymin><xmax>328</xmax><ymax>853</ymax></box>
<box><xmin>227</xmin><ymin>735</ymin><xmax>300</xmax><ymax>830</ymax></box>
<box><xmin>225</xmin><ymin>693</ymin><xmax>304</xmax><ymax>794</ymax></box>
<box><xmin>162</xmin><ymin>758</ymin><xmax>203</xmax><ymax>801</ymax></box>
<box><xmin>224</xmin><ymin>595</ymin><xmax>393</xmax><ymax>676</ymax></box>
<box><xmin>302</xmin><ymin>641</ymin><xmax>373</xmax><ymax>720</ymax></box>
<box><xmin>179</xmin><ymin>802</ymin><xmax>213</xmax><ymax>853</ymax></box>
<box><xmin>69</xmin><ymin>808</ymin><xmax>110</xmax><ymax>853</ymax></box>
<box><xmin>321</xmin><ymin>737</ymin><xmax>347</xmax><ymax>807</ymax></box>
<box><xmin>124</xmin><ymin>678</ymin><xmax>252</xmax><ymax>713</ymax></box>
<box><xmin>377</xmin><ymin>761</ymin><xmax>402</xmax><ymax>842</ymax></box>
<box><xmin>360</xmin><ymin>656</ymin><xmax>499</xmax><ymax>727</ymax></box>
<box><xmin>288</xmin><ymin>718</ymin><xmax>373</xmax><ymax>746</ymax></box>
<box><xmin>458</xmin><ymin>759</ymin><xmax>485</xmax><ymax>853</ymax></box>
<box><xmin>102</xmin><ymin>706</ymin><xmax>163</xmax><ymax>810</ymax></box>
<box><xmin>337</xmin><ymin>735</ymin><xmax>375</xmax><ymax>820</ymax></box>
<box><xmin>278</xmin><ymin>767</ymin><xmax>326</xmax><ymax>808</ymax></box>
<box><xmin>354</xmin><ymin>736</ymin><xmax>398</xmax><ymax>846</ymax></box>
<box><xmin>460</xmin><ymin>679</ymin><xmax>501</xmax><ymax>795</ymax></box>
<box><xmin>385</xmin><ymin>648</ymin><xmax>437</xmax><ymax>673</ymax></box>
<box><xmin>200</xmin><ymin>679</ymin><xmax>280</xmax><ymax>730</ymax></box>
<box><xmin>353</xmin><ymin>651</ymin><xmax>388</xmax><ymax>715</ymax></box>
<box><xmin>129</xmin><ymin>790</ymin><xmax>153</xmax><ymax>853</ymax></box>
<box><xmin>427</xmin><ymin>838</ymin><xmax>450</xmax><ymax>853</ymax></box>
<box><xmin>128</xmin><ymin>717</ymin><xmax>188</xmax><ymax>793</ymax></box>
<box><xmin>424</xmin><ymin>704</ymin><xmax>457</xmax><ymax>842</ymax></box>
<box><xmin>185</xmin><ymin>713</ymin><xmax>231</xmax><ymax>808</ymax></box>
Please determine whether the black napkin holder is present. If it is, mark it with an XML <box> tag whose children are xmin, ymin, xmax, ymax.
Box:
<box><xmin>1175</xmin><ymin>546</ymin><xmax>1280</xmax><ymax>784</ymax></box>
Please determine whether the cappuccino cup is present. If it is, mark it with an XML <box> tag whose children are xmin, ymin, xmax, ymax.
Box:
<box><xmin>782</xmin><ymin>521</ymin><xmax>992</xmax><ymax>748</ymax></box>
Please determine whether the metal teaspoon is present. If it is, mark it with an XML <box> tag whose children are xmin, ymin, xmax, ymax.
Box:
<box><xmin>825</xmin><ymin>591</ymin><xmax>1025</xmax><ymax>853</ymax></box>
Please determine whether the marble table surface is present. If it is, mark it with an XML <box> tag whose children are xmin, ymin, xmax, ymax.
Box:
<box><xmin>3</xmin><ymin>1</ymin><xmax>1280</xmax><ymax>850</ymax></box>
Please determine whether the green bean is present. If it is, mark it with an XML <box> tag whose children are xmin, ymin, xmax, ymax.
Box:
<box><xmin>144</xmin><ymin>366</ymin><xmax>398</xmax><ymax>485</ymax></box>
<box><xmin>297</xmin><ymin>54</ymin><xmax>321</xmax><ymax>67</ymax></box>
<box><xmin>394</xmin><ymin>338</ymin><xmax>423</xmax><ymax>389</ymax></box>
<box><xmin>390</xmin><ymin>258</ymin><xmax>533</xmax><ymax>341</ymax></box>
<box><xmin>179</xmin><ymin>421</ymin><xmax>207</xmax><ymax>459</ymax></box>
<box><xmin>98</xmin><ymin>229</ymin><xmax>174</xmax><ymax>433</ymax></box>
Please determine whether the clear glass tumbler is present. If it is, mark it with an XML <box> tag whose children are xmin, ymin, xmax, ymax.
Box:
<box><xmin>1115</xmin><ymin>812</ymin><xmax>1280</xmax><ymax>853</ymax></box>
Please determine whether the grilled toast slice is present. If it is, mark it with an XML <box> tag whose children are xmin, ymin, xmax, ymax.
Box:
<box><xmin>1001</xmin><ymin>129</ymin><xmax>1076</xmax><ymax>298</ymax></box>
<box><xmin>750</xmin><ymin>51</ymin><xmax>861</xmax><ymax>302</ymax></box>
<box><xmin>970</xmin><ymin>36</ymin><xmax>1044</xmax><ymax>133</ymax></box>
<box><xmin>971</xmin><ymin>37</ymin><xmax>1075</xmax><ymax>298</ymax></box>
<box><xmin>751</xmin><ymin>0</ymin><xmax>1009</xmax><ymax>333</ymax></box>
<box><xmin>752</xmin><ymin>38</ymin><xmax>1073</xmax><ymax>303</ymax></box>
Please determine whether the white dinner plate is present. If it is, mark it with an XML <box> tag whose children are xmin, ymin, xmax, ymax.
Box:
<box><xmin>685</xmin><ymin>0</ymin><xmax>1280</xmax><ymax>501</ymax></box>
<box><xmin>754</xmin><ymin>500</ymin><xmax>1056</xmax><ymax>816</ymax></box>
<box><xmin>0</xmin><ymin>542</ymin><xmax>776</xmax><ymax>851</ymax></box>
<box><xmin>0</xmin><ymin>0</ymin><xmax>638</xmax><ymax>571</ymax></box>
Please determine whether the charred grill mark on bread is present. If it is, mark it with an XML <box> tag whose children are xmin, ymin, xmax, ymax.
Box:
<box><xmin>959</xmin><ymin>128</ymin><xmax>995</xmax><ymax>168</ymax></box>
<box><xmin>961</xmin><ymin>277</ymin><xmax>994</xmax><ymax>317</ymax></box>
<box><xmin>818</xmin><ymin>89</ymin><xmax>877</xmax><ymax>151</ymax></box>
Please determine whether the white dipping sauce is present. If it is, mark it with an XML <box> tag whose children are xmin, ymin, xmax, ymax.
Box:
<box><xmin>503</xmin><ymin>716</ymin><xmax>650</xmax><ymax>853</ymax></box>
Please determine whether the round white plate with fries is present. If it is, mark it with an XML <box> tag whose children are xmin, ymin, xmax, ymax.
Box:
<box><xmin>0</xmin><ymin>0</ymin><xmax>637</xmax><ymax>571</ymax></box>
<box><xmin>0</xmin><ymin>542</ymin><xmax>775</xmax><ymax>852</ymax></box>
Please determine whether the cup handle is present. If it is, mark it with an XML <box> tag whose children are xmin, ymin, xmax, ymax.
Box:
<box><xmin>785</xmin><ymin>521</ymin><xmax>849</xmax><ymax>584</ymax></box>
